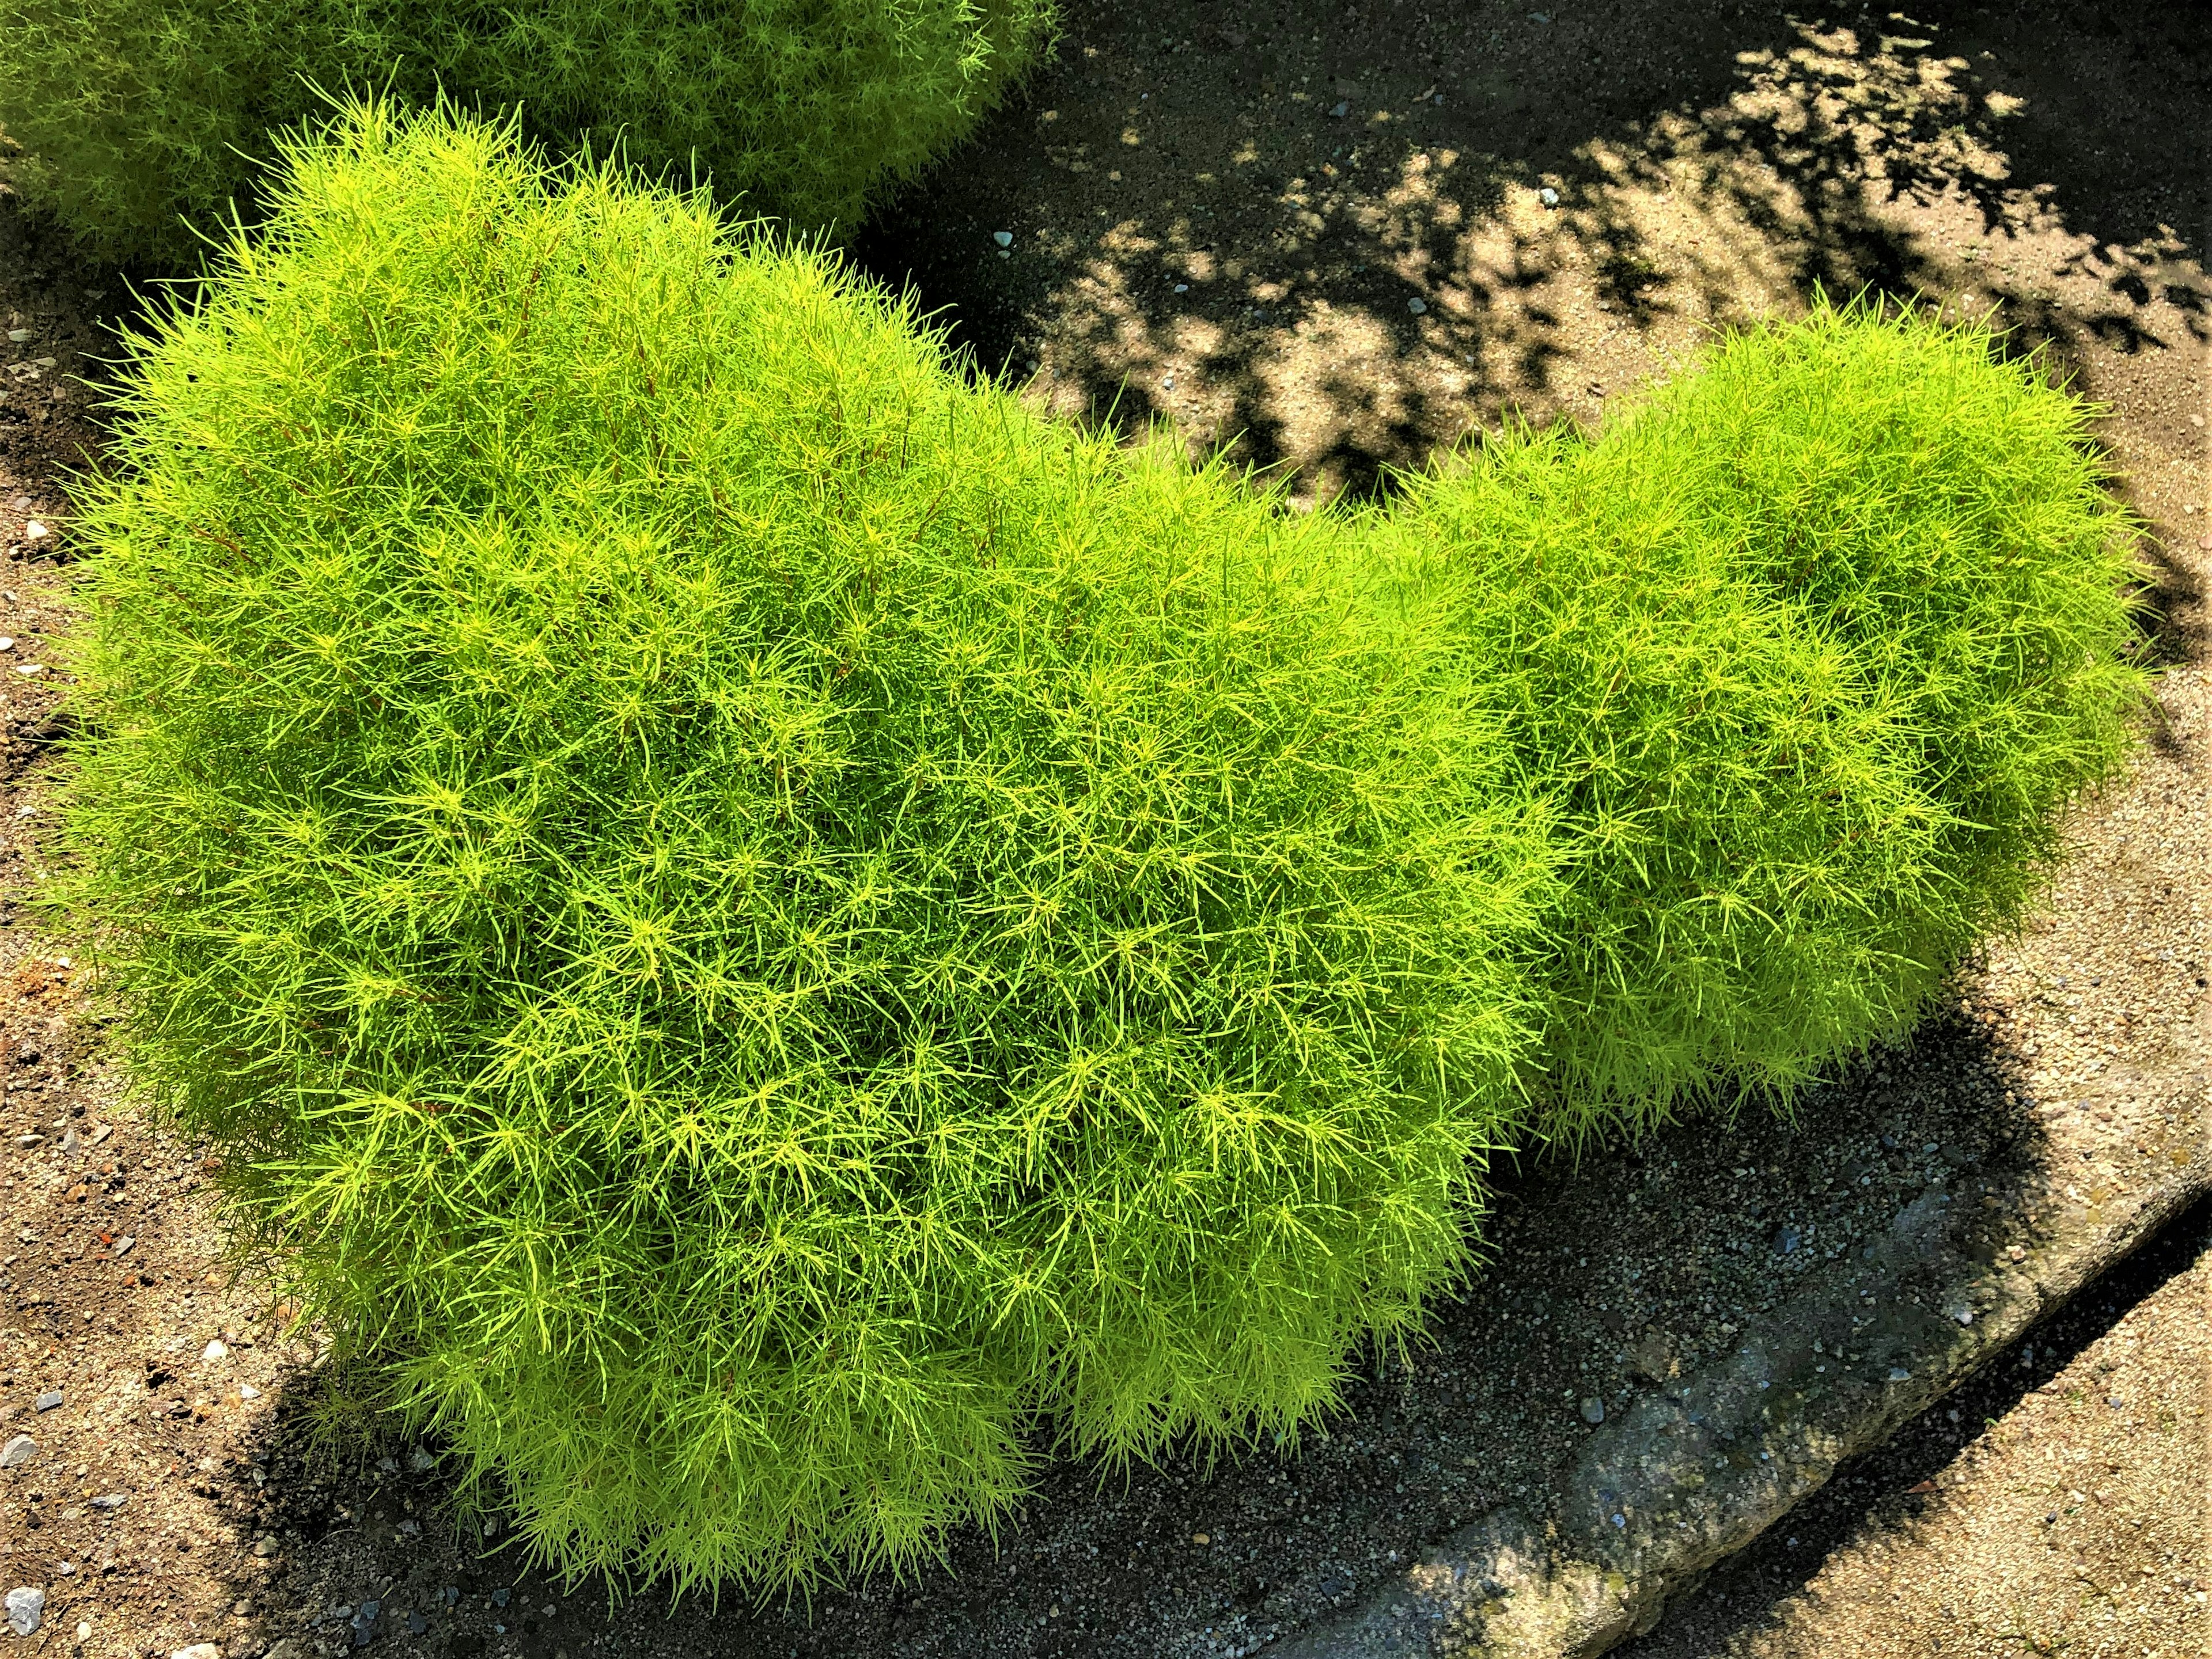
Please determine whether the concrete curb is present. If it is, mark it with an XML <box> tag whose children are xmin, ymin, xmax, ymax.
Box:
<box><xmin>1272</xmin><ymin>1084</ymin><xmax>2211</xmax><ymax>1659</ymax></box>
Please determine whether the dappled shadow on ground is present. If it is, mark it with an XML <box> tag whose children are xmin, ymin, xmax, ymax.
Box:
<box><xmin>857</xmin><ymin>0</ymin><xmax>2207</xmax><ymax>507</ymax></box>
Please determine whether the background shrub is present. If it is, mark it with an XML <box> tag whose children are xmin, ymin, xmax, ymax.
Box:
<box><xmin>1372</xmin><ymin>305</ymin><xmax>2147</xmax><ymax>1140</ymax></box>
<box><xmin>59</xmin><ymin>104</ymin><xmax>1556</xmax><ymax>1592</ymax></box>
<box><xmin>0</xmin><ymin>0</ymin><xmax>1052</xmax><ymax>261</ymax></box>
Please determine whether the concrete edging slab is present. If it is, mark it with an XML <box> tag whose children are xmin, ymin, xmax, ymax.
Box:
<box><xmin>1272</xmin><ymin>1090</ymin><xmax>2211</xmax><ymax>1659</ymax></box>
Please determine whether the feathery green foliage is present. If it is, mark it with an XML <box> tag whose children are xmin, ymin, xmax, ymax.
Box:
<box><xmin>58</xmin><ymin>104</ymin><xmax>1556</xmax><ymax>1593</ymax></box>
<box><xmin>1372</xmin><ymin>305</ymin><xmax>2146</xmax><ymax>1139</ymax></box>
<box><xmin>0</xmin><ymin>0</ymin><xmax>1052</xmax><ymax>261</ymax></box>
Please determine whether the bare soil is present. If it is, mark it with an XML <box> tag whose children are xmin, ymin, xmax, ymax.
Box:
<box><xmin>1</xmin><ymin>3</ymin><xmax>2207</xmax><ymax>1658</ymax></box>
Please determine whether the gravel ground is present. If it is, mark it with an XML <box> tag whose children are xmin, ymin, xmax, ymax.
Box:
<box><xmin>1</xmin><ymin>2</ymin><xmax>2207</xmax><ymax>1657</ymax></box>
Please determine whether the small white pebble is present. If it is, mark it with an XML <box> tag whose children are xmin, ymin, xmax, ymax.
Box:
<box><xmin>238</xmin><ymin>1382</ymin><xmax>262</xmax><ymax>1401</ymax></box>
<box><xmin>14</xmin><ymin>663</ymin><xmax>45</xmax><ymax>677</ymax></box>
<box><xmin>22</xmin><ymin>521</ymin><xmax>47</xmax><ymax>540</ymax></box>
<box><xmin>203</xmin><ymin>1339</ymin><xmax>229</xmax><ymax>1361</ymax></box>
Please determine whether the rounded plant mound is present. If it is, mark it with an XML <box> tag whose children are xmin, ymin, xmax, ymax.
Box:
<box><xmin>60</xmin><ymin>105</ymin><xmax>1555</xmax><ymax>1590</ymax></box>
<box><xmin>0</xmin><ymin>0</ymin><xmax>1052</xmax><ymax>262</ymax></box>
<box><xmin>1377</xmin><ymin>305</ymin><xmax>2147</xmax><ymax>1138</ymax></box>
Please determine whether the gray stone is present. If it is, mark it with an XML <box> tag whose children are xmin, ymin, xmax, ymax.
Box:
<box><xmin>1407</xmin><ymin>298</ymin><xmax>1429</xmax><ymax>315</ymax></box>
<box><xmin>88</xmin><ymin>1494</ymin><xmax>127</xmax><ymax>1511</ymax></box>
<box><xmin>992</xmin><ymin>230</ymin><xmax>1013</xmax><ymax>248</ymax></box>
<box><xmin>5</xmin><ymin>1588</ymin><xmax>43</xmax><ymax>1637</ymax></box>
<box><xmin>1579</xmin><ymin>1397</ymin><xmax>1605</xmax><ymax>1425</ymax></box>
<box><xmin>0</xmin><ymin>1435</ymin><xmax>35</xmax><ymax>1469</ymax></box>
<box><xmin>33</xmin><ymin>1391</ymin><xmax>61</xmax><ymax>1412</ymax></box>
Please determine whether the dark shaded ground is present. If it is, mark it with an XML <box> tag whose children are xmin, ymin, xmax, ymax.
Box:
<box><xmin>1</xmin><ymin>3</ymin><xmax>2207</xmax><ymax>1659</ymax></box>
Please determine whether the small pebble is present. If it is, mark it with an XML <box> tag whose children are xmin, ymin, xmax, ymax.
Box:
<box><xmin>408</xmin><ymin>1448</ymin><xmax>437</xmax><ymax>1472</ymax></box>
<box><xmin>407</xmin><ymin>1613</ymin><xmax>428</xmax><ymax>1637</ymax></box>
<box><xmin>12</xmin><ymin>1133</ymin><xmax>40</xmax><ymax>1149</ymax></box>
<box><xmin>993</xmin><ymin>230</ymin><xmax>1013</xmax><ymax>248</ymax></box>
<box><xmin>1538</xmin><ymin>187</ymin><xmax>1560</xmax><ymax>207</ymax></box>
<box><xmin>78</xmin><ymin>1622</ymin><xmax>94</xmax><ymax>1643</ymax></box>
<box><xmin>22</xmin><ymin>521</ymin><xmax>47</xmax><ymax>541</ymax></box>
<box><xmin>1192</xmin><ymin>1532</ymin><xmax>1210</xmax><ymax>1545</ymax></box>
<box><xmin>13</xmin><ymin>664</ymin><xmax>44</xmax><ymax>677</ymax></box>
<box><xmin>5</xmin><ymin>1588</ymin><xmax>44</xmax><ymax>1638</ymax></box>
<box><xmin>239</xmin><ymin>1383</ymin><xmax>262</xmax><ymax>1401</ymax></box>
<box><xmin>1580</xmin><ymin>1396</ymin><xmax>1605</xmax><ymax>1425</ymax></box>
<box><xmin>1173</xmin><ymin>283</ymin><xmax>1189</xmax><ymax>293</ymax></box>
<box><xmin>113</xmin><ymin>1236</ymin><xmax>135</xmax><ymax>1256</ymax></box>
<box><xmin>1330</xmin><ymin>101</ymin><xmax>1349</xmax><ymax>117</ymax></box>
<box><xmin>33</xmin><ymin>1391</ymin><xmax>61</xmax><ymax>1412</ymax></box>
<box><xmin>0</xmin><ymin>1434</ymin><xmax>36</xmax><ymax>1469</ymax></box>
<box><xmin>171</xmin><ymin>1645</ymin><xmax>222</xmax><ymax>1659</ymax></box>
<box><xmin>203</xmin><ymin>1339</ymin><xmax>230</xmax><ymax>1361</ymax></box>
<box><xmin>1887</xmin><ymin>1366</ymin><xmax>1912</xmax><ymax>1383</ymax></box>
<box><xmin>88</xmin><ymin>1494</ymin><xmax>127</xmax><ymax>1511</ymax></box>
<box><xmin>3</xmin><ymin>329</ymin><xmax>28</xmax><ymax>343</ymax></box>
<box><xmin>1407</xmin><ymin>297</ymin><xmax>1428</xmax><ymax>315</ymax></box>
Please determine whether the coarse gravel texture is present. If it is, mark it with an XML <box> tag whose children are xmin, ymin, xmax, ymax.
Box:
<box><xmin>2</xmin><ymin>2</ymin><xmax>2209</xmax><ymax>1658</ymax></box>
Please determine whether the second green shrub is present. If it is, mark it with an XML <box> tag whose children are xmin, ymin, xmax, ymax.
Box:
<box><xmin>0</xmin><ymin>0</ymin><xmax>1052</xmax><ymax>260</ymax></box>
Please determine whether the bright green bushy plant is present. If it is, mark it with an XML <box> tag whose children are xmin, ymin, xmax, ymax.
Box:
<box><xmin>59</xmin><ymin>104</ymin><xmax>1557</xmax><ymax>1592</ymax></box>
<box><xmin>1372</xmin><ymin>305</ymin><xmax>2146</xmax><ymax>1139</ymax></box>
<box><xmin>0</xmin><ymin>0</ymin><xmax>1051</xmax><ymax>261</ymax></box>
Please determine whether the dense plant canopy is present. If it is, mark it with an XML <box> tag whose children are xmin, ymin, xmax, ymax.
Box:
<box><xmin>0</xmin><ymin>0</ymin><xmax>1051</xmax><ymax>260</ymax></box>
<box><xmin>58</xmin><ymin>104</ymin><xmax>2145</xmax><ymax>1592</ymax></box>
